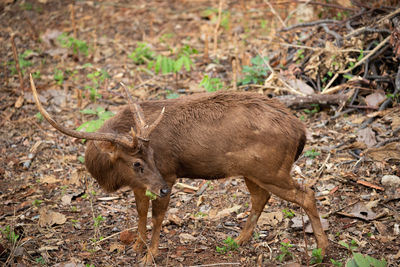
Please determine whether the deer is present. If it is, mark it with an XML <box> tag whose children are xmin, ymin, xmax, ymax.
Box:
<box><xmin>30</xmin><ymin>74</ymin><xmax>328</xmax><ymax>265</ymax></box>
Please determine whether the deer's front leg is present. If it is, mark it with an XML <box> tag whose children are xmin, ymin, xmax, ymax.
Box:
<box><xmin>141</xmin><ymin>192</ymin><xmax>171</xmax><ymax>265</ymax></box>
<box><xmin>133</xmin><ymin>188</ymin><xmax>149</xmax><ymax>252</ymax></box>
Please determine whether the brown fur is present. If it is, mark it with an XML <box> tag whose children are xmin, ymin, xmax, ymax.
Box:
<box><xmin>82</xmin><ymin>91</ymin><xmax>328</xmax><ymax>264</ymax></box>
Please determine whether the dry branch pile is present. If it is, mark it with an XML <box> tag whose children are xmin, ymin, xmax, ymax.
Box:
<box><xmin>264</xmin><ymin>3</ymin><xmax>400</xmax><ymax>118</ymax></box>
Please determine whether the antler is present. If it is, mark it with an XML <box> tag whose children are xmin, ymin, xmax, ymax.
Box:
<box><xmin>120</xmin><ymin>82</ymin><xmax>165</xmax><ymax>141</ymax></box>
<box><xmin>30</xmin><ymin>74</ymin><xmax>137</xmax><ymax>149</ymax></box>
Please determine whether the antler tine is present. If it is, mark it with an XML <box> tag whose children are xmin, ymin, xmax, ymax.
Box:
<box><xmin>30</xmin><ymin>74</ymin><xmax>135</xmax><ymax>149</ymax></box>
<box><xmin>120</xmin><ymin>82</ymin><xmax>147</xmax><ymax>136</ymax></box>
<box><xmin>142</xmin><ymin>107</ymin><xmax>165</xmax><ymax>139</ymax></box>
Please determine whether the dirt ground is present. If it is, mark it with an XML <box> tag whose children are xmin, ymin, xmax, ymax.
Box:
<box><xmin>1</xmin><ymin>1</ymin><xmax>399</xmax><ymax>266</ymax></box>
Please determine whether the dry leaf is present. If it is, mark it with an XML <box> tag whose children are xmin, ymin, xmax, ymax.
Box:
<box><xmin>258</xmin><ymin>211</ymin><xmax>283</xmax><ymax>226</ymax></box>
<box><xmin>179</xmin><ymin>233</ymin><xmax>196</xmax><ymax>244</ymax></box>
<box><xmin>109</xmin><ymin>243</ymin><xmax>125</xmax><ymax>252</ymax></box>
<box><xmin>286</xmin><ymin>79</ymin><xmax>315</xmax><ymax>95</ymax></box>
<box><xmin>365</xmin><ymin>90</ymin><xmax>386</xmax><ymax>108</ymax></box>
<box><xmin>41</xmin><ymin>175</ymin><xmax>59</xmax><ymax>184</ymax></box>
<box><xmin>39</xmin><ymin>208</ymin><xmax>66</xmax><ymax>227</ymax></box>
<box><xmin>291</xmin><ymin>215</ymin><xmax>329</xmax><ymax>233</ymax></box>
<box><xmin>357</xmin><ymin>128</ymin><xmax>376</xmax><ymax>148</ymax></box>
<box><xmin>61</xmin><ymin>194</ymin><xmax>72</xmax><ymax>205</ymax></box>
<box><xmin>210</xmin><ymin>204</ymin><xmax>241</xmax><ymax>221</ymax></box>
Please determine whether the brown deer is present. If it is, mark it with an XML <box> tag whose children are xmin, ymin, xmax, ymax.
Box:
<box><xmin>30</xmin><ymin>74</ymin><xmax>328</xmax><ymax>264</ymax></box>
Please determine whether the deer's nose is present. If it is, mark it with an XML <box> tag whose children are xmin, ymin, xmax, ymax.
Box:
<box><xmin>160</xmin><ymin>187</ymin><xmax>170</xmax><ymax>197</ymax></box>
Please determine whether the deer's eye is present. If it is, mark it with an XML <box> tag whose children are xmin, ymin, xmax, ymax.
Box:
<box><xmin>133</xmin><ymin>161</ymin><xmax>144</xmax><ymax>173</ymax></box>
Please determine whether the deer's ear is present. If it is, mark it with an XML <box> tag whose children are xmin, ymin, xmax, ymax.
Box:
<box><xmin>96</xmin><ymin>141</ymin><xmax>119</xmax><ymax>162</ymax></box>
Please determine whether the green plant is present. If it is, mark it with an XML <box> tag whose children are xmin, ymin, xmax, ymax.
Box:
<box><xmin>276</xmin><ymin>242</ymin><xmax>293</xmax><ymax>262</ymax></box>
<box><xmin>239</xmin><ymin>55</ymin><xmax>270</xmax><ymax>85</ymax></box>
<box><xmin>304</xmin><ymin>104</ymin><xmax>320</xmax><ymax>115</ymax></box>
<box><xmin>331</xmin><ymin>259</ymin><xmax>343</xmax><ymax>267</ymax></box>
<box><xmin>1</xmin><ymin>225</ymin><xmax>19</xmax><ymax>244</ymax></box>
<box><xmin>78</xmin><ymin>155</ymin><xmax>85</xmax><ymax>163</ymax></box>
<box><xmin>304</xmin><ymin>148</ymin><xmax>320</xmax><ymax>159</ymax></box>
<box><xmin>10</xmin><ymin>49</ymin><xmax>34</xmax><ymax>75</ymax></box>
<box><xmin>339</xmin><ymin>240</ymin><xmax>358</xmax><ymax>251</ymax></box>
<box><xmin>339</xmin><ymin>240</ymin><xmax>387</xmax><ymax>267</ymax></box>
<box><xmin>129</xmin><ymin>42</ymin><xmax>155</xmax><ymax>65</ymax></box>
<box><xmin>166</xmin><ymin>91</ymin><xmax>180</xmax><ymax>99</ymax></box>
<box><xmin>200</xmin><ymin>75</ymin><xmax>223</xmax><ymax>92</ymax></box>
<box><xmin>93</xmin><ymin>215</ymin><xmax>104</xmax><ymax>228</ymax></box>
<box><xmin>145</xmin><ymin>190</ymin><xmax>157</xmax><ymax>200</ymax></box>
<box><xmin>54</xmin><ymin>69</ymin><xmax>64</xmax><ymax>85</ymax></box>
<box><xmin>35</xmin><ymin>256</ymin><xmax>45</xmax><ymax>265</ymax></box>
<box><xmin>76</xmin><ymin>107</ymin><xmax>114</xmax><ymax>133</ymax></box>
<box><xmin>216</xmin><ymin>237</ymin><xmax>239</xmax><ymax>254</ymax></box>
<box><xmin>32</xmin><ymin>199</ymin><xmax>43</xmax><ymax>207</ymax></box>
<box><xmin>84</xmin><ymin>69</ymin><xmax>110</xmax><ymax>101</ymax></box>
<box><xmin>282</xmin><ymin>209</ymin><xmax>295</xmax><ymax>218</ymax></box>
<box><xmin>201</xmin><ymin>8</ymin><xmax>231</xmax><ymax>30</ymax></box>
<box><xmin>57</xmin><ymin>32</ymin><xmax>89</xmax><ymax>56</ymax></box>
<box><xmin>32</xmin><ymin>70</ymin><xmax>41</xmax><ymax>79</ymax></box>
<box><xmin>296</xmin><ymin>49</ymin><xmax>305</xmax><ymax>63</ymax></box>
<box><xmin>345</xmin><ymin>253</ymin><xmax>386</xmax><ymax>267</ymax></box>
<box><xmin>35</xmin><ymin>112</ymin><xmax>43</xmax><ymax>122</ymax></box>
<box><xmin>194</xmin><ymin>212</ymin><xmax>207</xmax><ymax>217</ymax></box>
<box><xmin>310</xmin><ymin>248</ymin><xmax>323</xmax><ymax>264</ymax></box>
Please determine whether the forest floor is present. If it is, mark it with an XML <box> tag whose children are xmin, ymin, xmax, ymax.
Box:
<box><xmin>1</xmin><ymin>1</ymin><xmax>399</xmax><ymax>266</ymax></box>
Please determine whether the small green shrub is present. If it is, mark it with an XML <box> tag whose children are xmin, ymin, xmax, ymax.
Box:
<box><xmin>76</xmin><ymin>107</ymin><xmax>114</xmax><ymax>133</ymax></box>
<box><xmin>276</xmin><ymin>242</ymin><xmax>293</xmax><ymax>262</ymax></box>
<box><xmin>129</xmin><ymin>42</ymin><xmax>155</xmax><ymax>65</ymax></box>
<box><xmin>57</xmin><ymin>33</ymin><xmax>89</xmax><ymax>56</ymax></box>
<box><xmin>200</xmin><ymin>75</ymin><xmax>223</xmax><ymax>92</ymax></box>
<box><xmin>304</xmin><ymin>148</ymin><xmax>320</xmax><ymax>159</ymax></box>
<box><xmin>216</xmin><ymin>237</ymin><xmax>239</xmax><ymax>254</ymax></box>
<box><xmin>239</xmin><ymin>55</ymin><xmax>270</xmax><ymax>85</ymax></box>
<box><xmin>1</xmin><ymin>225</ymin><xmax>19</xmax><ymax>244</ymax></box>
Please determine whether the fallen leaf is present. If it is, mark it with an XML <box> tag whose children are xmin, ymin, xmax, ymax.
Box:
<box><xmin>365</xmin><ymin>90</ymin><xmax>386</xmax><ymax>108</ymax></box>
<box><xmin>357</xmin><ymin>128</ymin><xmax>376</xmax><ymax>148</ymax></box>
<box><xmin>291</xmin><ymin>215</ymin><xmax>329</xmax><ymax>233</ymax></box>
<box><xmin>38</xmin><ymin>245</ymin><xmax>59</xmax><ymax>252</ymax></box>
<box><xmin>61</xmin><ymin>194</ymin><xmax>72</xmax><ymax>205</ymax></box>
<box><xmin>39</xmin><ymin>208</ymin><xmax>66</xmax><ymax>227</ymax></box>
<box><xmin>210</xmin><ymin>204</ymin><xmax>241</xmax><ymax>221</ymax></box>
<box><xmin>286</xmin><ymin>78</ymin><xmax>315</xmax><ymax>95</ymax></box>
<box><xmin>109</xmin><ymin>242</ymin><xmax>125</xmax><ymax>252</ymax></box>
<box><xmin>344</xmin><ymin>202</ymin><xmax>377</xmax><ymax>221</ymax></box>
<box><xmin>41</xmin><ymin>175</ymin><xmax>59</xmax><ymax>184</ymax></box>
<box><xmin>258</xmin><ymin>211</ymin><xmax>283</xmax><ymax>226</ymax></box>
<box><xmin>179</xmin><ymin>233</ymin><xmax>196</xmax><ymax>244</ymax></box>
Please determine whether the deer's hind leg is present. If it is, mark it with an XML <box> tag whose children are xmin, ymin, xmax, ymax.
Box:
<box><xmin>235</xmin><ymin>178</ymin><xmax>271</xmax><ymax>245</ymax></box>
<box><xmin>250</xmin><ymin>174</ymin><xmax>329</xmax><ymax>255</ymax></box>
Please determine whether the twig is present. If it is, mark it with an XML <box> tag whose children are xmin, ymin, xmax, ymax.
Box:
<box><xmin>322</xmin><ymin>36</ymin><xmax>390</xmax><ymax>93</ymax></box>
<box><xmin>92</xmin><ymin>226</ymin><xmax>138</xmax><ymax>244</ymax></box>
<box><xmin>321</xmin><ymin>24</ymin><xmax>342</xmax><ymax>47</ymax></box>
<box><xmin>256</xmin><ymin>50</ymin><xmax>305</xmax><ymax>95</ymax></box>
<box><xmin>70</xmin><ymin>4</ymin><xmax>77</xmax><ymax>38</ymax></box>
<box><xmin>280</xmin><ymin>19</ymin><xmax>339</xmax><ymax>32</ymax></box>
<box><xmin>278</xmin><ymin>0</ymin><xmax>356</xmax><ymax>11</ymax></box>
<box><xmin>264</xmin><ymin>0</ymin><xmax>286</xmax><ymax>28</ymax></box>
<box><xmin>213</xmin><ymin>0</ymin><xmax>223</xmax><ymax>56</ymax></box>
<box><xmin>11</xmin><ymin>34</ymin><xmax>24</xmax><ymax>93</ymax></box>
<box><xmin>187</xmin><ymin>263</ymin><xmax>241</xmax><ymax>267</ymax></box>
<box><xmin>345</xmin><ymin>28</ymin><xmax>391</xmax><ymax>39</ymax></box>
<box><xmin>345</xmin><ymin>7</ymin><xmax>400</xmax><ymax>39</ymax></box>
<box><xmin>283</xmin><ymin>0</ymin><xmax>312</xmax><ymax>25</ymax></box>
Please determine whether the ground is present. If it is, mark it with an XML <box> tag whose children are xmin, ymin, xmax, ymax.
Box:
<box><xmin>1</xmin><ymin>1</ymin><xmax>399</xmax><ymax>266</ymax></box>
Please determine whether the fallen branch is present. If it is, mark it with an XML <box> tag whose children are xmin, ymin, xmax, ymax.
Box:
<box><xmin>277</xmin><ymin>94</ymin><xmax>348</xmax><ymax>109</ymax></box>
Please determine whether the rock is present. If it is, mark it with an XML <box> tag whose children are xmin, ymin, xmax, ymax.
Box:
<box><xmin>381</xmin><ymin>175</ymin><xmax>400</xmax><ymax>186</ymax></box>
